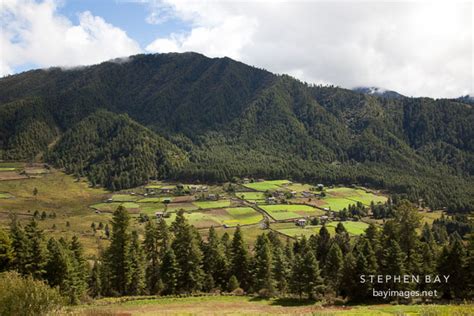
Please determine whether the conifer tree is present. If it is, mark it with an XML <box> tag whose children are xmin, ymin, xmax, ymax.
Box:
<box><xmin>203</xmin><ymin>227</ymin><xmax>229</xmax><ymax>289</ymax></box>
<box><xmin>231</xmin><ymin>226</ymin><xmax>250</xmax><ymax>291</ymax></box>
<box><xmin>0</xmin><ymin>227</ymin><xmax>13</xmax><ymax>271</ymax></box>
<box><xmin>325</xmin><ymin>242</ymin><xmax>343</xmax><ymax>293</ymax></box>
<box><xmin>160</xmin><ymin>248</ymin><xmax>179</xmax><ymax>295</ymax></box>
<box><xmin>317</xmin><ymin>225</ymin><xmax>331</xmax><ymax>265</ymax></box>
<box><xmin>438</xmin><ymin>237</ymin><xmax>467</xmax><ymax>299</ymax></box>
<box><xmin>143</xmin><ymin>220</ymin><xmax>160</xmax><ymax>294</ymax></box>
<box><xmin>291</xmin><ymin>251</ymin><xmax>324</xmax><ymax>299</ymax></box>
<box><xmin>252</xmin><ymin>234</ymin><xmax>275</xmax><ymax>294</ymax></box>
<box><xmin>89</xmin><ymin>260</ymin><xmax>102</xmax><ymax>298</ymax></box>
<box><xmin>105</xmin><ymin>206</ymin><xmax>132</xmax><ymax>295</ymax></box>
<box><xmin>381</xmin><ymin>239</ymin><xmax>405</xmax><ymax>291</ymax></box>
<box><xmin>273</xmin><ymin>246</ymin><xmax>290</xmax><ymax>294</ymax></box>
<box><xmin>340</xmin><ymin>252</ymin><xmax>358</xmax><ymax>299</ymax></box>
<box><xmin>171</xmin><ymin>211</ymin><xmax>204</xmax><ymax>293</ymax></box>
<box><xmin>127</xmin><ymin>231</ymin><xmax>146</xmax><ymax>295</ymax></box>
<box><xmin>24</xmin><ymin>219</ymin><xmax>46</xmax><ymax>279</ymax></box>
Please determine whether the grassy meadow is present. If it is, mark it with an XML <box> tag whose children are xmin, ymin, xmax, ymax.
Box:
<box><xmin>64</xmin><ymin>296</ymin><xmax>474</xmax><ymax>315</ymax></box>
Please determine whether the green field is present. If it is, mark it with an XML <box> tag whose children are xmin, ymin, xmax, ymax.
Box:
<box><xmin>111</xmin><ymin>194</ymin><xmax>138</xmax><ymax>202</ymax></box>
<box><xmin>260</xmin><ymin>204</ymin><xmax>324</xmax><ymax>220</ymax></box>
<box><xmin>0</xmin><ymin>192</ymin><xmax>13</xmax><ymax>199</ymax></box>
<box><xmin>0</xmin><ymin>167</ymin><xmax>17</xmax><ymax>171</ymax></box>
<box><xmin>243</xmin><ymin>180</ymin><xmax>290</xmax><ymax>191</ymax></box>
<box><xmin>137</xmin><ymin>197</ymin><xmax>172</xmax><ymax>203</ymax></box>
<box><xmin>237</xmin><ymin>191</ymin><xmax>266</xmax><ymax>200</ymax></box>
<box><xmin>223</xmin><ymin>207</ymin><xmax>263</xmax><ymax>226</ymax></box>
<box><xmin>275</xmin><ymin>220</ymin><xmax>369</xmax><ymax>238</ymax></box>
<box><xmin>193</xmin><ymin>200</ymin><xmax>231</xmax><ymax>209</ymax></box>
<box><xmin>68</xmin><ymin>295</ymin><xmax>474</xmax><ymax>315</ymax></box>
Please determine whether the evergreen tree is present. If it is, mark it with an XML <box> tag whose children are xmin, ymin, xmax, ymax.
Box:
<box><xmin>203</xmin><ymin>227</ymin><xmax>229</xmax><ymax>290</ymax></box>
<box><xmin>171</xmin><ymin>211</ymin><xmax>204</xmax><ymax>293</ymax></box>
<box><xmin>273</xmin><ymin>246</ymin><xmax>290</xmax><ymax>294</ymax></box>
<box><xmin>437</xmin><ymin>237</ymin><xmax>467</xmax><ymax>299</ymax></box>
<box><xmin>227</xmin><ymin>275</ymin><xmax>240</xmax><ymax>291</ymax></box>
<box><xmin>231</xmin><ymin>226</ymin><xmax>250</xmax><ymax>291</ymax></box>
<box><xmin>325</xmin><ymin>242</ymin><xmax>343</xmax><ymax>294</ymax></box>
<box><xmin>104</xmin><ymin>206</ymin><xmax>132</xmax><ymax>295</ymax></box>
<box><xmin>128</xmin><ymin>231</ymin><xmax>146</xmax><ymax>295</ymax></box>
<box><xmin>0</xmin><ymin>227</ymin><xmax>13</xmax><ymax>271</ymax></box>
<box><xmin>317</xmin><ymin>225</ymin><xmax>331</xmax><ymax>265</ymax></box>
<box><xmin>89</xmin><ymin>260</ymin><xmax>102</xmax><ymax>298</ymax></box>
<box><xmin>291</xmin><ymin>251</ymin><xmax>324</xmax><ymax>299</ymax></box>
<box><xmin>381</xmin><ymin>239</ymin><xmax>405</xmax><ymax>291</ymax></box>
<box><xmin>143</xmin><ymin>220</ymin><xmax>160</xmax><ymax>294</ymax></box>
<box><xmin>24</xmin><ymin>219</ymin><xmax>46</xmax><ymax>279</ymax></box>
<box><xmin>160</xmin><ymin>248</ymin><xmax>179</xmax><ymax>295</ymax></box>
<box><xmin>9</xmin><ymin>219</ymin><xmax>29</xmax><ymax>275</ymax></box>
<box><xmin>340</xmin><ymin>252</ymin><xmax>358</xmax><ymax>299</ymax></box>
<box><xmin>252</xmin><ymin>234</ymin><xmax>275</xmax><ymax>294</ymax></box>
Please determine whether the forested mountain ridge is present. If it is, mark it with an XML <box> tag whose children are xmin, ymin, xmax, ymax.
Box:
<box><xmin>0</xmin><ymin>53</ymin><xmax>472</xmax><ymax>211</ymax></box>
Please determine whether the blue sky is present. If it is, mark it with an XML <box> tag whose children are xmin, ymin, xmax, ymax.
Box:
<box><xmin>1</xmin><ymin>0</ymin><xmax>472</xmax><ymax>98</ymax></box>
<box><xmin>56</xmin><ymin>0</ymin><xmax>189</xmax><ymax>48</ymax></box>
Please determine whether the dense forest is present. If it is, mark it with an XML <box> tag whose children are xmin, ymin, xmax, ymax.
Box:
<box><xmin>0</xmin><ymin>201</ymin><xmax>472</xmax><ymax>310</ymax></box>
<box><xmin>0</xmin><ymin>53</ymin><xmax>472</xmax><ymax>211</ymax></box>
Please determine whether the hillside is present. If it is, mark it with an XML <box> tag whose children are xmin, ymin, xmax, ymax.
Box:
<box><xmin>0</xmin><ymin>53</ymin><xmax>472</xmax><ymax>211</ymax></box>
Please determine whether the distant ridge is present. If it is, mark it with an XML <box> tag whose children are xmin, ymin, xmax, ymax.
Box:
<box><xmin>0</xmin><ymin>53</ymin><xmax>472</xmax><ymax>211</ymax></box>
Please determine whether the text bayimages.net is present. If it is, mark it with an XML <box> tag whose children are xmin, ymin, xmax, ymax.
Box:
<box><xmin>360</xmin><ymin>275</ymin><xmax>450</xmax><ymax>299</ymax></box>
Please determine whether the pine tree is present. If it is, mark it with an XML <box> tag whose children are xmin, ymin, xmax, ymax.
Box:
<box><xmin>160</xmin><ymin>248</ymin><xmax>179</xmax><ymax>295</ymax></box>
<box><xmin>171</xmin><ymin>211</ymin><xmax>204</xmax><ymax>293</ymax></box>
<box><xmin>340</xmin><ymin>252</ymin><xmax>358</xmax><ymax>299</ymax></box>
<box><xmin>231</xmin><ymin>226</ymin><xmax>250</xmax><ymax>291</ymax></box>
<box><xmin>325</xmin><ymin>242</ymin><xmax>343</xmax><ymax>294</ymax></box>
<box><xmin>69</xmin><ymin>235</ymin><xmax>89</xmax><ymax>297</ymax></box>
<box><xmin>128</xmin><ymin>231</ymin><xmax>146</xmax><ymax>295</ymax></box>
<box><xmin>0</xmin><ymin>227</ymin><xmax>13</xmax><ymax>271</ymax></box>
<box><xmin>9</xmin><ymin>219</ymin><xmax>29</xmax><ymax>275</ymax></box>
<box><xmin>438</xmin><ymin>237</ymin><xmax>467</xmax><ymax>299</ymax></box>
<box><xmin>317</xmin><ymin>225</ymin><xmax>331</xmax><ymax>265</ymax></box>
<box><xmin>381</xmin><ymin>239</ymin><xmax>405</xmax><ymax>291</ymax></box>
<box><xmin>273</xmin><ymin>246</ymin><xmax>290</xmax><ymax>294</ymax></box>
<box><xmin>291</xmin><ymin>251</ymin><xmax>324</xmax><ymax>299</ymax></box>
<box><xmin>104</xmin><ymin>206</ymin><xmax>132</xmax><ymax>295</ymax></box>
<box><xmin>252</xmin><ymin>234</ymin><xmax>275</xmax><ymax>294</ymax></box>
<box><xmin>203</xmin><ymin>227</ymin><xmax>229</xmax><ymax>290</ymax></box>
<box><xmin>24</xmin><ymin>219</ymin><xmax>46</xmax><ymax>279</ymax></box>
<box><xmin>89</xmin><ymin>260</ymin><xmax>102</xmax><ymax>298</ymax></box>
<box><xmin>143</xmin><ymin>220</ymin><xmax>160</xmax><ymax>294</ymax></box>
<box><xmin>227</xmin><ymin>275</ymin><xmax>240</xmax><ymax>291</ymax></box>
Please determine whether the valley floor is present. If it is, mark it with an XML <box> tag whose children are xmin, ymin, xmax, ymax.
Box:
<box><xmin>63</xmin><ymin>296</ymin><xmax>473</xmax><ymax>316</ymax></box>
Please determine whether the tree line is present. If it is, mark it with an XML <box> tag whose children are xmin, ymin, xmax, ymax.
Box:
<box><xmin>0</xmin><ymin>201</ymin><xmax>472</xmax><ymax>304</ymax></box>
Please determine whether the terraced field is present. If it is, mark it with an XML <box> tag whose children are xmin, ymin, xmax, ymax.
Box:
<box><xmin>274</xmin><ymin>220</ymin><xmax>369</xmax><ymax>238</ymax></box>
<box><xmin>259</xmin><ymin>204</ymin><xmax>324</xmax><ymax>220</ymax></box>
<box><xmin>242</xmin><ymin>180</ymin><xmax>291</xmax><ymax>191</ymax></box>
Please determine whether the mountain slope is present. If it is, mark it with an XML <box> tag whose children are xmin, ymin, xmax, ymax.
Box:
<box><xmin>0</xmin><ymin>53</ymin><xmax>472</xmax><ymax>211</ymax></box>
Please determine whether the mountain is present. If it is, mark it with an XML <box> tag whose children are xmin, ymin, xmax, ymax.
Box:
<box><xmin>0</xmin><ymin>53</ymin><xmax>472</xmax><ymax>211</ymax></box>
<box><xmin>352</xmin><ymin>86</ymin><xmax>405</xmax><ymax>99</ymax></box>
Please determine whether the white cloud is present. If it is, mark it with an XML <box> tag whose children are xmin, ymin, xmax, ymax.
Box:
<box><xmin>143</xmin><ymin>0</ymin><xmax>473</xmax><ymax>98</ymax></box>
<box><xmin>0</xmin><ymin>0</ymin><xmax>141</xmax><ymax>76</ymax></box>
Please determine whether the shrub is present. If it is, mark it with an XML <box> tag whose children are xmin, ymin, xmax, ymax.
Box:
<box><xmin>0</xmin><ymin>271</ymin><xmax>64</xmax><ymax>316</ymax></box>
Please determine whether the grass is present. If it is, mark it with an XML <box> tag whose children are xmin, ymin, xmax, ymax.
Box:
<box><xmin>223</xmin><ymin>207</ymin><xmax>263</xmax><ymax>226</ymax></box>
<box><xmin>237</xmin><ymin>191</ymin><xmax>266</xmax><ymax>200</ymax></box>
<box><xmin>327</xmin><ymin>221</ymin><xmax>369</xmax><ymax>235</ymax></box>
<box><xmin>193</xmin><ymin>200</ymin><xmax>231</xmax><ymax>209</ymax></box>
<box><xmin>319</xmin><ymin>197</ymin><xmax>358</xmax><ymax>211</ymax></box>
<box><xmin>259</xmin><ymin>204</ymin><xmax>324</xmax><ymax>220</ymax></box>
<box><xmin>137</xmin><ymin>197</ymin><xmax>172</xmax><ymax>203</ymax></box>
<box><xmin>111</xmin><ymin>194</ymin><xmax>138</xmax><ymax>202</ymax></box>
<box><xmin>274</xmin><ymin>220</ymin><xmax>369</xmax><ymax>238</ymax></box>
<box><xmin>242</xmin><ymin>180</ymin><xmax>290</xmax><ymax>191</ymax></box>
<box><xmin>0</xmin><ymin>167</ymin><xmax>17</xmax><ymax>171</ymax></box>
<box><xmin>0</xmin><ymin>192</ymin><xmax>13</xmax><ymax>199</ymax></box>
<box><xmin>68</xmin><ymin>296</ymin><xmax>474</xmax><ymax>315</ymax></box>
